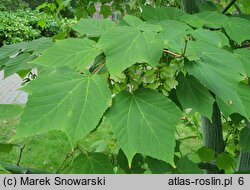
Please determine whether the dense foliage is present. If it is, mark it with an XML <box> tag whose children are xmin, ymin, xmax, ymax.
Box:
<box><xmin>0</xmin><ymin>11</ymin><xmax>41</xmax><ymax>45</ymax></box>
<box><xmin>0</xmin><ymin>0</ymin><xmax>29</xmax><ymax>11</ymax></box>
<box><xmin>0</xmin><ymin>0</ymin><xmax>250</xmax><ymax>174</ymax></box>
<box><xmin>0</xmin><ymin>0</ymin><xmax>77</xmax><ymax>45</ymax></box>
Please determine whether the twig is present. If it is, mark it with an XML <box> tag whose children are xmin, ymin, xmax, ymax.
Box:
<box><xmin>163</xmin><ymin>49</ymin><xmax>182</xmax><ymax>58</ymax></box>
<box><xmin>179</xmin><ymin>135</ymin><xmax>199</xmax><ymax>141</ymax></box>
<box><xmin>56</xmin><ymin>146</ymin><xmax>79</xmax><ymax>173</ymax></box>
<box><xmin>222</xmin><ymin>0</ymin><xmax>237</xmax><ymax>14</ymax></box>
<box><xmin>58</xmin><ymin>158</ymin><xmax>74</xmax><ymax>173</ymax></box>
<box><xmin>56</xmin><ymin>153</ymin><xmax>73</xmax><ymax>173</ymax></box>
<box><xmin>16</xmin><ymin>145</ymin><xmax>25</xmax><ymax>166</ymax></box>
<box><xmin>92</xmin><ymin>63</ymin><xmax>105</xmax><ymax>75</ymax></box>
<box><xmin>176</xmin><ymin>130</ymin><xmax>182</xmax><ymax>138</ymax></box>
<box><xmin>66</xmin><ymin>166</ymin><xmax>73</xmax><ymax>174</ymax></box>
<box><xmin>59</xmin><ymin>146</ymin><xmax>89</xmax><ymax>173</ymax></box>
<box><xmin>183</xmin><ymin>38</ymin><xmax>188</xmax><ymax>56</ymax></box>
<box><xmin>234</xmin><ymin>3</ymin><xmax>242</xmax><ymax>14</ymax></box>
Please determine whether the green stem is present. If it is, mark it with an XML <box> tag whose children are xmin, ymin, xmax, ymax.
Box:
<box><xmin>234</xmin><ymin>3</ymin><xmax>242</xmax><ymax>14</ymax></box>
<box><xmin>16</xmin><ymin>145</ymin><xmax>25</xmax><ymax>166</ymax></box>
<box><xmin>222</xmin><ymin>0</ymin><xmax>237</xmax><ymax>14</ymax></box>
<box><xmin>0</xmin><ymin>162</ymin><xmax>54</xmax><ymax>174</ymax></box>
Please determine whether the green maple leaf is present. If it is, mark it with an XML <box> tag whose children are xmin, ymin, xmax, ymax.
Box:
<box><xmin>14</xmin><ymin>68</ymin><xmax>112</xmax><ymax>145</ymax></box>
<box><xmin>176</xmin><ymin>74</ymin><xmax>214</xmax><ymax>119</ymax></box>
<box><xmin>99</xmin><ymin>26</ymin><xmax>163</xmax><ymax>75</ymax></box>
<box><xmin>73</xmin><ymin>19</ymin><xmax>116</xmax><ymax>37</ymax></box>
<box><xmin>32</xmin><ymin>38</ymin><xmax>102</xmax><ymax>71</ymax></box>
<box><xmin>106</xmin><ymin>88</ymin><xmax>181</xmax><ymax>164</ymax></box>
<box><xmin>223</xmin><ymin>17</ymin><xmax>250</xmax><ymax>44</ymax></box>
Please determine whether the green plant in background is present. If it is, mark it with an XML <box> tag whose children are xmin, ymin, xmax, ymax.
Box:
<box><xmin>0</xmin><ymin>11</ymin><xmax>41</xmax><ymax>45</ymax></box>
<box><xmin>0</xmin><ymin>0</ymin><xmax>29</xmax><ymax>12</ymax></box>
<box><xmin>35</xmin><ymin>0</ymin><xmax>78</xmax><ymax>39</ymax></box>
<box><xmin>0</xmin><ymin>0</ymin><xmax>250</xmax><ymax>174</ymax></box>
<box><xmin>22</xmin><ymin>0</ymin><xmax>48</xmax><ymax>9</ymax></box>
<box><xmin>0</xmin><ymin>0</ymin><xmax>77</xmax><ymax>45</ymax></box>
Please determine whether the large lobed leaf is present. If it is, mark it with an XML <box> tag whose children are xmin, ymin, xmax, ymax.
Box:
<box><xmin>176</xmin><ymin>74</ymin><xmax>214</xmax><ymax>119</ymax></box>
<box><xmin>234</xmin><ymin>48</ymin><xmax>250</xmax><ymax>77</ymax></box>
<box><xmin>223</xmin><ymin>17</ymin><xmax>250</xmax><ymax>44</ymax></box>
<box><xmin>3</xmin><ymin>53</ymin><xmax>32</xmax><ymax>78</ymax></box>
<box><xmin>187</xmin><ymin>59</ymin><xmax>247</xmax><ymax>118</ymax></box>
<box><xmin>0</xmin><ymin>38</ymin><xmax>53</xmax><ymax>78</ymax></box>
<box><xmin>0</xmin><ymin>42</ymin><xmax>27</xmax><ymax>59</ymax></box>
<box><xmin>123</xmin><ymin>15</ymin><xmax>162</xmax><ymax>33</ymax></box>
<box><xmin>15</xmin><ymin>68</ymin><xmax>112</xmax><ymax>145</ymax></box>
<box><xmin>23</xmin><ymin>37</ymin><xmax>53</xmax><ymax>54</ymax></box>
<box><xmin>141</xmin><ymin>6</ymin><xmax>186</xmax><ymax>21</ymax></box>
<box><xmin>32</xmin><ymin>38</ymin><xmax>102</xmax><ymax>71</ymax></box>
<box><xmin>72</xmin><ymin>19</ymin><xmax>116</xmax><ymax>37</ymax></box>
<box><xmin>194</xmin><ymin>11</ymin><xmax>228</xmax><ymax>29</ymax></box>
<box><xmin>0</xmin><ymin>38</ymin><xmax>53</xmax><ymax>59</ymax></box>
<box><xmin>191</xmin><ymin>28</ymin><xmax>229</xmax><ymax>48</ymax></box>
<box><xmin>237</xmin><ymin>83</ymin><xmax>250</xmax><ymax>118</ymax></box>
<box><xmin>106</xmin><ymin>88</ymin><xmax>181</xmax><ymax>164</ymax></box>
<box><xmin>99</xmin><ymin>26</ymin><xmax>164</xmax><ymax>75</ymax></box>
<box><xmin>160</xmin><ymin>20</ymin><xmax>191</xmax><ymax>54</ymax></box>
<box><xmin>185</xmin><ymin>41</ymin><xmax>247</xmax><ymax>117</ymax></box>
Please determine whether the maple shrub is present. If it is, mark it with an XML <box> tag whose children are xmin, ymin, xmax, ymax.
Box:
<box><xmin>0</xmin><ymin>4</ymin><xmax>250</xmax><ymax>174</ymax></box>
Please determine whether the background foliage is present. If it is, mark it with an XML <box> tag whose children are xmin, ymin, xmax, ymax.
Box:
<box><xmin>0</xmin><ymin>0</ymin><xmax>250</xmax><ymax>174</ymax></box>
